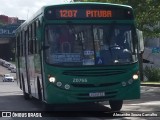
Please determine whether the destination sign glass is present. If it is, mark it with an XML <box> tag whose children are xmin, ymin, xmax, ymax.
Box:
<box><xmin>45</xmin><ymin>5</ymin><xmax>133</xmax><ymax>20</ymax></box>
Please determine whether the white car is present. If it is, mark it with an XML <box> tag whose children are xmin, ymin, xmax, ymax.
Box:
<box><xmin>11</xmin><ymin>67</ymin><xmax>16</xmax><ymax>73</ymax></box>
<box><xmin>2</xmin><ymin>74</ymin><xmax>14</xmax><ymax>82</ymax></box>
<box><xmin>8</xmin><ymin>64</ymin><xmax>15</xmax><ymax>70</ymax></box>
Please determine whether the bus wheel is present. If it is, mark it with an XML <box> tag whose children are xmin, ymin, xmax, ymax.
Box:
<box><xmin>37</xmin><ymin>79</ymin><xmax>42</xmax><ymax>101</ymax></box>
<box><xmin>109</xmin><ymin>100</ymin><xmax>123</xmax><ymax>111</ymax></box>
<box><xmin>43</xmin><ymin>103</ymin><xmax>53</xmax><ymax>111</ymax></box>
<box><xmin>21</xmin><ymin>74</ymin><xmax>30</xmax><ymax>100</ymax></box>
<box><xmin>24</xmin><ymin>92</ymin><xmax>30</xmax><ymax>100</ymax></box>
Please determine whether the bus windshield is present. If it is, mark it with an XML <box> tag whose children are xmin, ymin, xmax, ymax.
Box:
<box><xmin>45</xmin><ymin>24</ymin><xmax>138</xmax><ymax>66</ymax></box>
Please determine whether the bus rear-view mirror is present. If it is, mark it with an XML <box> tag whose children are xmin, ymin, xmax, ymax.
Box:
<box><xmin>136</xmin><ymin>29</ymin><xmax>144</xmax><ymax>53</ymax></box>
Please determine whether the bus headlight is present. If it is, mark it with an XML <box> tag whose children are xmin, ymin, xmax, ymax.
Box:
<box><xmin>49</xmin><ymin>77</ymin><xmax>56</xmax><ymax>83</ymax></box>
<box><xmin>132</xmin><ymin>74</ymin><xmax>139</xmax><ymax>80</ymax></box>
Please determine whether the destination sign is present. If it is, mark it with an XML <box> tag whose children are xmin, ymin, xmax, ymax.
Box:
<box><xmin>45</xmin><ymin>5</ymin><xmax>133</xmax><ymax>20</ymax></box>
<box><xmin>58</xmin><ymin>10</ymin><xmax>112</xmax><ymax>18</ymax></box>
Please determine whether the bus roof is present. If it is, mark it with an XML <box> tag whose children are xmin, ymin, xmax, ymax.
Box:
<box><xmin>45</xmin><ymin>2</ymin><xmax>132</xmax><ymax>9</ymax></box>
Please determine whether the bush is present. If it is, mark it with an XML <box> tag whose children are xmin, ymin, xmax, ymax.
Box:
<box><xmin>143</xmin><ymin>66</ymin><xmax>160</xmax><ymax>82</ymax></box>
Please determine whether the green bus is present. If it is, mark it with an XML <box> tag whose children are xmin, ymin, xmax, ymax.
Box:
<box><xmin>15</xmin><ymin>2</ymin><xmax>144</xmax><ymax>111</ymax></box>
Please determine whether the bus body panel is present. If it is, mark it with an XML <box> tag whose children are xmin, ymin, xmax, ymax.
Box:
<box><xmin>43</xmin><ymin>63</ymin><xmax>140</xmax><ymax>104</ymax></box>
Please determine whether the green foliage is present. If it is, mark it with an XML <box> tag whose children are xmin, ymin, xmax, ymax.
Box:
<box><xmin>73</xmin><ymin>0</ymin><xmax>160</xmax><ymax>38</ymax></box>
<box><xmin>144</xmin><ymin>66</ymin><xmax>160</xmax><ymax>82</ymax></box>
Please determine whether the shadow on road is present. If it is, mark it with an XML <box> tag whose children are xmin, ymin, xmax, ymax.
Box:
<box><xmin>0</xmin><ymin>94</ymin><xmax>116</xmax><ymax>118</ymax></box>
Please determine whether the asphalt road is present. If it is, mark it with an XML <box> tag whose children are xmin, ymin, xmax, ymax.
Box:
<box><xmin>0</xmin><ymin>66</ymin><xmax>160</xmax><ymax>120</ymax></box>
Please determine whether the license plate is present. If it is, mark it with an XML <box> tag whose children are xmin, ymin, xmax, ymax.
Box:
<box><xmin>89</xmin><ymin>92</ymin><xmax>105</xmax><ymax>97</ymax></box>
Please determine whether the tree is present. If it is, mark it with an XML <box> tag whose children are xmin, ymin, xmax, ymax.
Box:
<box><xmin>72</xmin><ymin>0</ymin><xmax>160</xmax><ymax>37</ymax></box>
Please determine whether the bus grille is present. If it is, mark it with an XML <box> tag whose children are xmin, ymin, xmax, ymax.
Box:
<box><xmin>62</xmin><ymin>69</ymin><xmax>127</xmax><ymax>76</ymax></box>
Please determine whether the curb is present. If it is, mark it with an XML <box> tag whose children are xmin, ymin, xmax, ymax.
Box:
<box><xmin>141</xmin><ymin>83</ymin><xmax>160</xmax><ymax>87</ymax></box>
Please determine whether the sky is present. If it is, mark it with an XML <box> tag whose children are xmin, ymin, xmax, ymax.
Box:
<box><xmin>0</xmin><ymin>0</ymin><xmax>71</xmax><ymax>20</ymax></box>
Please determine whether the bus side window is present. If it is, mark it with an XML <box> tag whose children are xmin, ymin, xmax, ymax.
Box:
<box><xmin>28</xmin><ymin>25</ymin><xmax>33</xmax><ymax>55</ymax></box>
<box><xmin>21</xmin><ymin>31</ymin><xmax>25</xmax><ymax>57</ymax></box>
<box><xmin>32</xmin><ymin>22</ymin><xmax>36</xmax><ymax>53</ymax></box>
<box><xmin>35</xmin><ymin>20</ymin><xmax>40</xmax><ymax>54</ymax></box>
<box><xmin>20</xmin><ymin>32</ymin><xmax>22</xmax><ymax>57</ymax></box>
<box><xmin>16</xmin><ymin>34</ymin><xmax>20</xmax><ymax>57</ymax></box>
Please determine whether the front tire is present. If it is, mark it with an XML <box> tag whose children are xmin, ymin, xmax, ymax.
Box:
<box><xmin>109</xmin><ymin>100</ymin><xmax>123</xmax><ymax>112</ymax></box>
<box><xmin>37</xmin><ymin>79</ymin><xmax>42</xmax><ymax>101</ymax></box>
<box><xmin>43</xmin><ymin>103</ymin><xmax>54</xmax><ymax>111</ymax></box>
<box><xmin>23</xmin><ymin>92</ymin><xmax>30</xmax><ymax>100</ymax></box>
<box><xmin>21</xmin><ymin>74</ymin><xmax>30</xmax><ymax>100</ymax></box>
